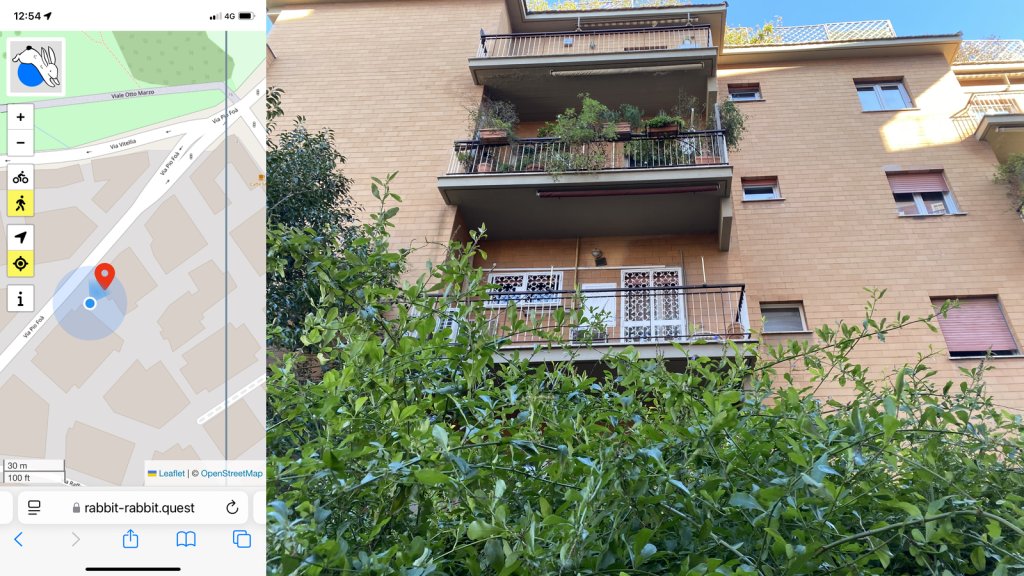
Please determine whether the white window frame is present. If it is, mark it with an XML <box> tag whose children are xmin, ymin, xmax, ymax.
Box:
<box><xmin>894</xmin><ymin>191</ymin><xmax>959</xmax><ymax>216</ymax></box>
<box><xmin>728</xmin><ymin>84</ymin><xmax>762</xmax><ymax>102</ymax></box>
<box><xmin>761</xmin><ymin>302</ymin><xmax>808</xmax><ymax>333</ymax></box>
<box><xmin>856</xmin><ymin>80</ymin><xmax>913</xmax><ymax>111</ymax></box>
<box><xmin>485</xmin><ymin>272</ymin><xmax>563</xmax><ymax>308</ymax></box>
<box><xmin>742</xmin><ymin>179</ymin><xmax>781</xmax><ymax>201</ymax></box>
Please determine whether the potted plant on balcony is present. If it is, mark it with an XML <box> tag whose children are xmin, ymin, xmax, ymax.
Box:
<box><xmin>539</xmin><ymin>93</ymin><xmax>618</xmax><ymax>175</ymax></box>
<box><xmin>719</xmin><ymin>99</ymin><xmax>747</xmax><ymax>152</ymax></box>
<box><xmin>516</xmin><ymin>144</ymin><xmax>545</xmax><ymax>172</ymax></box>
<box><xmin>616</xmin><ymin>103</ymin><xmax>644</xmax><ymax>138</ymax></box>
<box><xmin>469</xmin><ymin>98</ymin><xmax>519</xmax><ymax>145</ymax></box>
<box><xmin>645</xmin><ymin>111</ymin><xmax>686</xmax><ymax>136</ymax></box>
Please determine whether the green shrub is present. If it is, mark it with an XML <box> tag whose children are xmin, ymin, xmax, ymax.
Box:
<box><xmin>994</xmin><ymin>153</ymin><xmax>1024</xmax><ymax>217</ymax></box>
<box><xmin>267</xmin><ymin>190</ymin><xmax>1024</xmax><ymax>575</ymax></box>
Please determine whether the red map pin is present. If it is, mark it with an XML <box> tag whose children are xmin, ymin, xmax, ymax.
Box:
<box><xmin>94</xmin><ymin>263</ymin><xmax>116</xmax><ymax>291</ymax></box>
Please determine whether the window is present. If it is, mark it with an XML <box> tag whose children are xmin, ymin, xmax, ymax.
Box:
<box><xmin>932</xmin><ymin>296</ymin><xmax>1018</xmax><ymax>357</ymax></box>
<box><xmin>728</xmin><ymin>83</ymin><xmax>762</xmax><ymax>102</ymax></box>
<box><xmin>855</xmin><ymin>80</ymin><xmax>912</xmax><ymax>111</ymax></box>
<box><xmin>486</xmin><ymin>272</ymin><xmax>563</xmax><ymax>307</ymax></box>
<box><xmin>886</xmin><ymin>171</ymin><xmax>959</xmax><ymax>216</ymax></box>
<box><xmin>761</xmin><ymin>303</ymin><xmax>807</xmax><ymax>333</ymax></box>
<box><xmin>742</xmin><ymin>177</ymin><xmax>780</xmax><ymax>201</ymax></box>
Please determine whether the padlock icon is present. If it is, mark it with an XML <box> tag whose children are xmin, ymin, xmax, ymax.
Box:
<box><xmin>73</xmin><ymin>502</ymin><xmax>81</xmax><ymax>513</ymax></box>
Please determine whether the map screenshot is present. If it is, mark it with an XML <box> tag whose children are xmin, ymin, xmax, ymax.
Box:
<box><xmin>1</xmin><ymin>1</ymin><xmax>266</xmax><ymax>571</ymax></box>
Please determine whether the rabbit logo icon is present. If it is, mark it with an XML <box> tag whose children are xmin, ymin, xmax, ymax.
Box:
<box><xmin>7</xmin><ymin>38</ymin><xmax>65</xmax><ymax>97</ymax></box>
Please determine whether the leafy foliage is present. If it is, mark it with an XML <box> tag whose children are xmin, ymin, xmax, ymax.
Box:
<box><xmin>469</xmin><ymin>98</ymin><xmax>520</xmax><ymax>137</ymax></box>
<box><xmin>994</xmin><ymin>153</ymin><xmax>1024</xmax><ymax>217</ymax></box>
<box><xmin>538</xmin><ymin>94</ymin><xmax>619</xmax><ymax>173</ymax></box>
<box><xmin>720</xmin><ymin>100</ymin><xmax>747</xmax><ymax>152</ymax></box>
<box><xmin>267</xmin><ymin>193</ymin><xmax>1024</xmax><ymax>575</ymax></box>
<box><xmin>725</xmin><ymin>17</ymin><xmax>785</xmax><ymax>46</ymax></box>
<box><xmin>266</xmin><ymin>88</ymin><xmax>366</xmax><ymax>348</ymax></box>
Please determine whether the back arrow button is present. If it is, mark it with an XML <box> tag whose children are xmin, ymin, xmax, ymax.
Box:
<box><xmin>14</xmin><ymin>531</ymin><xmax>23</xmax><ymax>547</ymax></box>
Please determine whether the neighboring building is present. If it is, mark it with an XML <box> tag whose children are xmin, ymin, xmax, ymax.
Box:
<box><xmin>268</xmin><ymin>1</ymin><xmax>1024</xmax><ymax>409</ymax></box>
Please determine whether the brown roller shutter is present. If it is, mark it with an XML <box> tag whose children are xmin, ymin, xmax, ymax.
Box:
<box><xmin>888</xmin><ymin>172</ymin><xmax>948</xmax><ymax>194</ymax></box>
<box><xmin>932</xmin><ymin>296</ymin><xmax>1018</xmax><ymax>355</ymax></box>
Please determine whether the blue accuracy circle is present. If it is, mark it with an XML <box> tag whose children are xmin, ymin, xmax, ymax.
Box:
<box><xmin>17</xmin><ymin>63</ymin><xmax>44</xmax><ymax>87</ymax></box>
<box><xmin>54</xmin><ymin>267</ymin><xmax>128</xmax><ymax>340</ymax></box>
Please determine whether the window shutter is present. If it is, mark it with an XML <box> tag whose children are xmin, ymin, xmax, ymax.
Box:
<box><xmin>742</xmin><ymin>178</ymin><xmax>777</xmax><ymax>187</ymax></box>
<box><xmin>933</xmin><ymin>297</ymin><xmax>1017</xmax><ymax>354</ymax></box>
<box><xmin>887</xmin><ymin>172</ymin><xmax>948</xmax><ymax>194</ymax></box>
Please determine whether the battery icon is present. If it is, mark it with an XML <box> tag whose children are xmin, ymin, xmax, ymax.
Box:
<box><xmin>239</xmin><ymin>11</ymin><xmax>254</xmax><ymax>19</ymax></box>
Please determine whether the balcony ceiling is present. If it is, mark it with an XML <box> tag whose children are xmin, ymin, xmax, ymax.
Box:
<box><xmin>439</xmin><ymin>167</ymin><xmax>732</xmax><ymax>246</ymax></box>
<box><xmin>473</xmin><ymin>58</ymin><xmax>715</xmax><ymax>121</ymax></box>
<box><xmin>977</xmin><ymin>113</ymin><xmax>1024</xmax><ymax>163</ymax></box>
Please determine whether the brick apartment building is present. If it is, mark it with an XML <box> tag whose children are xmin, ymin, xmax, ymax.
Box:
<box><xmin>267</xmin><ymin>1</ymin><xmax>1024</xmax><ymax>409</ymax></box>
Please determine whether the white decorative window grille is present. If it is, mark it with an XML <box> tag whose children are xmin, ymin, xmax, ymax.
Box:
<box><xmin>621</xmin><ymin>269</ymin><xmax>685</xmax><ymax>343</ymax></box>
<box><xmin>486</xmin><ymin>272</ymin><xmax>563</xmax><ymax>308</ymax></box>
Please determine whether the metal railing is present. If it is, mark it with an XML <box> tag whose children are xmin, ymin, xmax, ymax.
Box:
<box><xmin>951</xmin><ymin>92</ymin><xmax>1024</xmax><ymax>138</ymax></box>
<box><xmin>477</xmin><ymin>25</ymin><xmax>712</xmax><ymax>58</ymax></box>
<box><xmin>726</xmin><ymin>20</ymin><xmax>895</xmax><ymax>45</ymax></box>
<box><xmin>438</xmin><ymin>283</ymin><xmax>749</xmax><ymax>348</ymax></box>
<box><xmin>447</xmin><ymin>131</ymin><xmax>727</xmax><ymax>175</ymax></box>
<box><xmin>954</xmin><ymin>40</ymin><xmax>1024</xmax><ymax>64</ymax></box>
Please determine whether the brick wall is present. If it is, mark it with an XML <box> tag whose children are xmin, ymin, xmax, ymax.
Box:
<box><xmin>267</xmin><ymin>0</ymin><xmax>508</xmax><ymax>272</ymax></box>
<box><xmin>722</xmin><ymin>55</ymin><xmax>1024</xmax><ymax>406</ymax></box>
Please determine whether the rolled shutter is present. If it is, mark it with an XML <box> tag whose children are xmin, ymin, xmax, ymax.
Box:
<box><xmin>887</xmin><ymin>172</ymin><xmax>948</xmax><ymax>194</ymax></box>
<box><xmin>932</xmin><ymin>296</ymin><xmax>1017</xmax><ymax>354</ymax></box>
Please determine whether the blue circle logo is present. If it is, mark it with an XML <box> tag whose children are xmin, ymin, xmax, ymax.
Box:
<box><xmin>17</xmin><ymin>63</ymin><xmax>44</xmax><ymax>87</ymax></box>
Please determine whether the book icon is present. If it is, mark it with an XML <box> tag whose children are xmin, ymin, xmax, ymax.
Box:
<box><xmin>175</xmin><ymin>530</ymin><xmax>197</xmax><ymax>548</ymax></box>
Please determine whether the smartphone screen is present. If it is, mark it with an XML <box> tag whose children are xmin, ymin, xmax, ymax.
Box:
<box><xmin>1</xmin><ymin>2</ymin><xmax>266</xmax><ymax>572</ymax></box>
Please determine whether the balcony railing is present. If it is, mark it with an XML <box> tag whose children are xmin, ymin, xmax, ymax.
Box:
<box><xmin>951</xmin><ymin>92</ymin><xmax>1024</xmax><ymax>138</ymax></box>
<box><xmin>446</xmin><ymin>131</ymin><xmax>728</xmax><ymax>175</ymax></box>
<box><xmin>954</xmin><ymin>40</ymin><xmax>1024</xmax><ymax>65</ymax></box>
<box><xmin>438</xmin><ymin>283</ymin><xmax>749</xmax><ymax>348</ymax></box>
<box><xmin>726</xmin><ymin>20</ymin><xmax>895</xmax><ymax>45</ymax></box>
<box><xmin>477</xmin><ymin>25</ymin><xmax>713</xmax><ymax>58</ymax></box>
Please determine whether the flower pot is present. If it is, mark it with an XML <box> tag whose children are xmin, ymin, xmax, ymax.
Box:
<box><xmin>647</xmin><ymin>124</ymin><xmax>680</xmax><ymax>137</ymax></box>
<box><xmin>694</xmin><ymin>155</ymin><xmax>721</xmax><ymax>165</ymax></box>
<box><xmin>605</xmin><ymin>122</ymin><xmax>633</xmax><ymax>139</ymax></box>
<box><xmin>477</xmin><ymin>162</ymin><xmax>494</xmax><ymax>173</ymax></box>
<box><xmin>525</xmin><ymin>163</ymin><xmax>545</xmax><ymax>172</ymax></box>
<box><xmin>478</xmin><ymin>129</ymin><xmax>509</xmax><ymax>145</ymax></box>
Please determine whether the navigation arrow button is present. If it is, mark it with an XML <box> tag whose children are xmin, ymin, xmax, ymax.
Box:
<box><xmin>14</xmin><ymin>531</ymin><xmax>23</xmax><ymax>547</ymax></box>
<box><xmin>72</xmin><ymin>532</ymin><xmax>80</xmax><ymax>547</ymax></box>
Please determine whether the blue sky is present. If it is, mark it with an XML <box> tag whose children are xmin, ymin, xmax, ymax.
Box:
<box><xmin>723</xmin><ymin>0</ymin><xmax>1024</xmax><ymax>40</ymax></box>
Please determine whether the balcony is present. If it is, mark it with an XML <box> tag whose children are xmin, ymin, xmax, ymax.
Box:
<box><xmin>952</xmin><ymin>92</ymin><xmax>1024</xmax><ymax>162</ymax></box>
<box><xmin>437</xmin><ymin>130</ymin><xmax>734</xmax><ymax>249</ymax></box>
<box><xmin>469</xmin><ymin>25</ymin><xmax>718</xmax><ymax>119</ymax></box>
<box><xmin>438</xmin><ymin>282</ymin><xmax>752</xmax><ymax>363</ymax></box>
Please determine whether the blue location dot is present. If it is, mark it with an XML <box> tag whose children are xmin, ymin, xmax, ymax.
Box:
<box><xmin>54</xmin><ymin>267</ymin><xmax>127</xmax><ymax>340</ymax></box>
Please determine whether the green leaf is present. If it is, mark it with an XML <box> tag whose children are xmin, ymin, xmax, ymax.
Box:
<box><xmin>728</xmin><ymin>492</ymin><xmax>764</xmax><ymax>512</ymax></box>
<box><xmin>971</xmin><ymin>546</ymin><xmax>986</xmax><ymax>571</ymax></box>
<box><xmin>431</xmin><ymin>424</ymin><xmax>449</xmax><ymax>450</ymax></box>
<box><xmin>414</xmin><ymin>469</ymin><xmax>450</xmax><ymax>485</ymax></box>
<box><xmin>467</xmin><ymin>520</ymin><xmax>501</xmax><ymax>540</ymax></box>
<box><xmin>987</xmin><ymin>519</ymin><xmax>1002</xmax><ymax>540</ymax></box>
<box><xmin>892</xmin><ymin>501</ymin><xmax>922</xmax><ymax>520</ymax></box>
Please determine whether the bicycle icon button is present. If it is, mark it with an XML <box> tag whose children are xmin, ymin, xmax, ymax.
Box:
<box><xmin>12</xmin><ymin>171</ymin><xmax>29</xmax><ymax>185</ymax></box>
